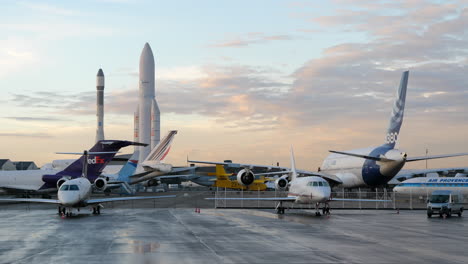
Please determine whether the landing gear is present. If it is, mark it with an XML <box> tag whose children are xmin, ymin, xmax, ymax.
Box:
<box><xmin>92</xmin><ymin>206</ymin><xmax>101</xmax><ymax>215</ymax></box>
<box><xmin>275</xmin><ymin>202</ymin><xmax>286</xmax><ymax>215</ymax></box>
<box><xmin>322</xmin><ymin>203</ymin><xmax>331</xmax><ymax>216</ymax></box>
<box><xmin>314</xmin><ymin>203</ymin><xmax>321</xmax><ymax>216</ymax></box>
<box><xmin>58</xmin><ymin>206</ymin><xmax>66</xmax><ymax>216</ymax></box>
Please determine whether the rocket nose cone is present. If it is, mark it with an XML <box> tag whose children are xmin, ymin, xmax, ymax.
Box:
<box><xmin>141</xmin><ymin>43</ymin><xmax>155</xmax><ymax>61</ymax></box>
<box><xmin>97</xmin><ymin>68</ymin><xmax>104</xmax><ymax>77</ymax></box>
<box><xmin>139</xmin><ymin>43</ymin><xmax>155</xmax><ymax>80</ymax></box>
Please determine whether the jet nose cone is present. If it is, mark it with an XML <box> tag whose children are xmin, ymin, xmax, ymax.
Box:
<box><xmin>59</xmin><ymin>193</ymin><xmax>79</xmax><ymax>206</ymax></box>
<box><xmin>315</xmin><ymin>189</ymin><xmax>330</xmax><ymax>202</ymax></box>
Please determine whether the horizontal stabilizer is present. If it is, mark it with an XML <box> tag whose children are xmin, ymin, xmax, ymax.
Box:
<box><xmin>56</xmin><ymin>151</ymin><xmax>119</xmax><ymax>155</ymax></box>
<box><xmin>407</xmin><ymin>152</ymin><xmax>468</xmax><ymax>162</ymax></box>
<box><xmin>329</xmin><ymin>150</ymin><xmax>396</xmax><ymax>162</ymax></box>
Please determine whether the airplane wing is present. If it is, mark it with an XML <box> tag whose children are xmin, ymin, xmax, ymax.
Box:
<box><xmin>187</xmin><ymin>159</ymin><xmax>344</xmax><ymax>184</ymax></box>
<box><xmin>294</xmin><ymin>170</ymin><xmax>344</xmax><ymax>184</ymax></box>
<box><xmin>157</xmin><ymin>175</ymin><xmax>199</xmax><ymax>180</ymax></box>
<box><xmin>406</xmin><ymin>152</ymin><xmax>468</xmax><ymax>162</ymax></box>
<box><xmin>205</xmin><ymin>197</ymin><xmax>297</xmax><ymax>202</ymax></box>
<box><xmin>329</xmin><ymin>198</ymin><xmax>392</xmax><ymax>202</ymax></box>
<box><xmin>129</xmin><ymin>167</ymin><xmax>196</xmax><ymax>179</ymax></box>
<box><xmin>0</xmin><ymin>198</ymin><xmax>60</xmax><ymax>204</ymax></box>
<box><xmin>328</xmin><ymin>150</ymin><xmax>396</xmax><ymax>162</ymax></box>
<box><xmin>187</xmin><ymin>160</ymin><xmax>290</xmax><ymax>171</ymax></box>
<box><xmin>86</xmin><ymin>195</ymin><xmax>176</xmax><ymax>205</ymax></box>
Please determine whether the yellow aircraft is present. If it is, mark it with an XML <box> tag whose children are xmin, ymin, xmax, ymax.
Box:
<box><xmin>208</xmin><ymin>165</ymin><xmax>269</xmax><ymax>191</ymax></box>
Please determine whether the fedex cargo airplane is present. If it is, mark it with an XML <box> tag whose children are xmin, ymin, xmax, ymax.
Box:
<box><xmin>189</xmin><ymin>71</ymin><xmax>468</xmax><ymax>188</ymax></box>
<box><xmin>0</xmin><ymin>140</ymin><xmax>144</xmax><ymax>194</ymax></box>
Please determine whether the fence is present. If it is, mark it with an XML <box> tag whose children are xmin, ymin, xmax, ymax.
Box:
<box><xmin>211</xmin><ymin>188</ymin><xmax>430</xmax><ymax>210</ymax></box>
<box><xmin>0</xmin><ymin>188</ymin><xmax>435</xmax><ymax>210</ymax></box>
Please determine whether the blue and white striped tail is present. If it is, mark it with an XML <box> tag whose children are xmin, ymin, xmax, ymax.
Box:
<box><xmin>385</xmin><ymin>71</ymin><xmax>409</xmax><ymax>149</ymax></box>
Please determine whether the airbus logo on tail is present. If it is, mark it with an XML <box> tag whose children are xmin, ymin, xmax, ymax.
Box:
<box><xmin>88</xmin><ymin>156</ymin><xmax>105</xmax><ymax>164</ymax></box>
<box><xmin>386</xmin><ymin>132</ymin><xmax>398</xmax><ymax>144</ymax></box>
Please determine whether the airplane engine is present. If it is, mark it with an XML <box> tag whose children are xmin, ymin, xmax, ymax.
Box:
<box><xmin>143</xmin><ymin>179</ymin><xmax>159</xmax><ymax>187</ymax></box>
<box><xmin>93</xmin><ymin>178</ymin><xmax>107</xmax><ymax>191</ymax></box>
<box><xmin>56</xmin><ymin>178</ymin><xmax>68</xmax><ymax>189</ymax></box>
<box><xmin>237</xmin><ymin>169</ymin><xmax>255</xmax><ymax>186</ymax></box>
<box><xmin>275</xmin><ymin>177</ymin><xmax>288</xmax><ymax>190</ymax></box>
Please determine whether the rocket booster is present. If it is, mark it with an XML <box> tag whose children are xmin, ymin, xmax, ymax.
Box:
<box><xmin>95</xmin><ymin>68</ymin><xmax>105</xmax><ymax>143</ymax></box>
<box><xmin>151</xmin><ymin>99</ymin><xmax>160</xmax><ymax>150</ymax></box>
<box><xmin>138</xmin><ymin>43</ymin><xmax>160</xmax><ymax>162</ymax></box>
<box><xmin>134</xmin><ymin>106</ymin><xmax>139</xmax><ymax>152</ymax></box>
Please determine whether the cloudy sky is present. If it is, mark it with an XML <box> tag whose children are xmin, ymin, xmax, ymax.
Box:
<box><xmin>1</xmin><ymin>0</ymin><xmax>468</xmax><ymax>170</ymax></box>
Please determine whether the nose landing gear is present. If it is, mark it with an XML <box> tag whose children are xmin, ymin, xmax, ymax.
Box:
<box><xmin>322</xmin><ymin>203</ymin><xmax>331</xmax><ymax>216</ymax></box>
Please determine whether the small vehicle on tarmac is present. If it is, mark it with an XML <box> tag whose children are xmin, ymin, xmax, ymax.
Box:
<box><xmin>427</xmin><ymin>190</ymin><xmax>463</xmax><ymax>218</ymax></box>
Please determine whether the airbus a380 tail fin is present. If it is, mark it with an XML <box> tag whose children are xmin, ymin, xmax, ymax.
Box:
<box><xmin>384</xmin><ymin>71</ymin><xmax>409</xmax><ymax>149</ymax></box>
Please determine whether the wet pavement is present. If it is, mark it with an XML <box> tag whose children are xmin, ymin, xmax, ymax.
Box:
<box><xmin>0</xmin><ymin>207</ymin><xmax>466</xmax><ymax>263</ymax></box>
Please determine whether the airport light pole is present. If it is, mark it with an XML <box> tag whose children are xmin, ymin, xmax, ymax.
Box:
<box><xmin>426</xmin><ymin>148</ymin><xmax>428</xmax><ymax>169</ymax></box>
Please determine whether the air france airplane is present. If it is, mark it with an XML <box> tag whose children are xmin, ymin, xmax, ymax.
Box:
<box><xmin>190</xmin><ymin>71</ymin><xmax>468</xmax><ymax>188</ymax></box>
<box><xmin>394</xmin><ymin>177</ymin><xmax>468</xmax><ymax>198</ymax></box>
<box><xmin>206</xmin><ymin>149</ymin><xmax>390</xmax><ymax>215</ymax></box>
<box><xmin>0</xmin><ymin>177</ymin><xmax>175</xmax><ymax>217</ymax></box>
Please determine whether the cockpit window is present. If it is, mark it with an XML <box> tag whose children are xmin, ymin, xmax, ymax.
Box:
<box><xmin>318</xmin><ymin>182</ymin><xmax>323</xmax><ymax>186</ymax></box>
<box><xmin>313</xmin><ymin>182</ymin><xmax>318</xmax><ymax>187</ymax></box>
<box><xmin>323</xmin><ymin>181</ymin><xmax>329</xmax><ymax>187</ymax></box>
<box><xmin>60</xmin><ymin>185</ymin><xmax>69</xmax><ymax>191</ymax></box>
<box><xmin>69</xmin><ymin>185</ymin><xmax>79</xmax><ymax>191</ymax></box>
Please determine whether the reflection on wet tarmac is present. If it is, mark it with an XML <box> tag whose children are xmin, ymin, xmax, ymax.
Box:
<box><xmin>131</xmin><ymin>240</ymin><xmax>160</xmax><ymax>254</ymax></box>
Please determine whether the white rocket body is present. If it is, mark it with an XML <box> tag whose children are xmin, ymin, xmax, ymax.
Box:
<box><xmin>95</xmin><ymin>69</ymin><xmax>105</xmax><ymax>143</ymax></box>
<box><xmin>151</xmin><ymin>99</ymin><xmax>160</xmax><ymax>150</ymax></box>
<box><xmin>138</xmin><ymin>43</ymin><xmax>160</xmax><ymax>162</ymax></box>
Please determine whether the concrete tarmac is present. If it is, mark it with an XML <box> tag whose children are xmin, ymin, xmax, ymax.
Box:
<box><xmin>0</xmin><ymin>207</ymin><xmax>466</xmax><ymax>264</ymax></box>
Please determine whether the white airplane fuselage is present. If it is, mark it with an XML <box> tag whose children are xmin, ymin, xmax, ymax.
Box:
<box><xmin>288</xmin><ymin>176</ymin><xmax>331</xmax><ymax>204</ymax></box>
<box><xmin>0</xmin><ymin>169</ymin><xmax>58</xmax><ymax>192</ymax></box>
<box><xmin>57</xmin><ymin>178</ymin><xmax>92</xmax><ymax>207</ymax></box>
<box><xmin>320</xmin><ymin>146</ymin><xmax>407</xmax><ymax>188</ymax></box>
<box><xmin>394</xmin><ymin>177</ymin><xmax>468</xmax><ymax>198</ymax></box>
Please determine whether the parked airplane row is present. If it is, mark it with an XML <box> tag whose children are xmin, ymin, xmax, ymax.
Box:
<box><xmin>188</xmin><ymin>71</ymin><xmax>468</xmax><ymax>190</ymax></box>
<box><xmin>1</xmin><ymin>71</ymin><xmax>467</xmax><ymax>216</ymax></box>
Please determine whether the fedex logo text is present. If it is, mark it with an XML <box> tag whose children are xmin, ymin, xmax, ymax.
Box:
<box><xmin>88</xmin><ymin>156</ymin><xmax>105</xmax><ymax>164</ymax></box>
